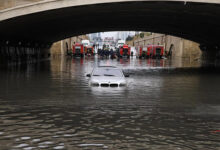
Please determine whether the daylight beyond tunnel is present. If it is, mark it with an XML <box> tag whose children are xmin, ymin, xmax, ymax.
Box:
<box><xmin>0</xmin><ymin>1</ymin><xmax>220</xmax><ymax>48</ymax></box>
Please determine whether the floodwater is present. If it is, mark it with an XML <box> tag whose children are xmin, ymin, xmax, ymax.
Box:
<box><xmin>0</xmin><ymin>56</ymin><xmax>219</xmax><ymax>150</ymax></box>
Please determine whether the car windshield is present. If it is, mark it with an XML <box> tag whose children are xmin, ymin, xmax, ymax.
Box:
<box><xmin>75</xmin><ymin>46</ymin><xmax>81</xmax><ymax>49</ymax></box>
<box><xmin>119</xmin><ymin>43</ymin><xmax>124</xmax><ymax>46</ymax></box>
<box><xmin>143</xmin><ymin>47</ymin><xmax>147</xmax><ymax>51</ymax></box>
<box><xmin>92</xmin><ymin>68</ymin><xmax>123</xmax><ymax>77</ymax></box>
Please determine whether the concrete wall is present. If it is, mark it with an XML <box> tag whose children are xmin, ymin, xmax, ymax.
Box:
<box><xmin>182</xmin><ymin>39</ymin><xmax>202</xmax><ymax>60</ymax></box>
<box><xmin>165</xmin><ymin>35</ymin><xmax>183</xmax><ymax>57</ymax></box>
<box><xmin>50</xmin><ymin>35</ymin><xmax>89</xmax><ymax>56</ymax></box>
<box><xmin>50</xmin><ymin>41</ymin><xmax>62</xmax><ymax>56</ymax></box>
<box><xmin>133</xmin><ymin>33</ymin><xmax>202</xmax><ymax>60</ymax></box>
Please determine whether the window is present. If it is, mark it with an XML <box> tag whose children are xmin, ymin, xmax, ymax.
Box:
<box><xmin>93</xmin><ymin>69</ymin><xmax>123</xmax><ymax>77</ymax></box>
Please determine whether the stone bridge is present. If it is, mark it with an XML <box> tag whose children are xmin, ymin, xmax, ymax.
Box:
<box><xmin>0</xmin><ymin>0</ymin><xmax>220</xmax><ymax>61</ymax></box>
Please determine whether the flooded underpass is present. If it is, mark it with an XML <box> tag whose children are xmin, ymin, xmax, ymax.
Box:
<box><xmin>0</xmin><ymin>56</ymin><xmax>220</xmax><ymax>150</ymax></box>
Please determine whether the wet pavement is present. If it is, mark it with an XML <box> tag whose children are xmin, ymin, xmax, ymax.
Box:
<box><xmin>0</xmin><ymin>56</ymin><xmax>220</xmax><ymax>150</ymax></box>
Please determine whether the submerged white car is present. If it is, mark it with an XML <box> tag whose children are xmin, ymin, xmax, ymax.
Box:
<box><xmin>87</xmin><ymin>66</ymin><xmax>129</xmax><ymax>87</ymax></box>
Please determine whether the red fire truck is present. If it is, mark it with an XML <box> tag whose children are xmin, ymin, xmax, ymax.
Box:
<box><xmin>136</xmin><ymin>46</ymin><xmax>151</xmax><ymax>59</ymax></box>
<box><xmin>72</xmin><ymin>43</ymin><xmax>84</xmax><ymax>57</ymax></box>
<box><xmin>148</xmin><ymin>45</ymin><xmax>164</xmax><ymax>59</ymax></box>
<box><xmin>85</xmin><ymin>46</ymin><xmax>94</xmax><ymax>56</ymax></box>
<box><xmin>118</xmin><ymin>44</ymin><xmax>131</xmax><ymax>58</ymax></box>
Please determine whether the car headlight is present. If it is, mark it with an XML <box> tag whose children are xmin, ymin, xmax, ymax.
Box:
<box><xmin>91</xmin><ymin>82</ymin><xmax>99</xmax><ymax>86</ymax></box>
<box><xmin>120</xmin><ymin>82</ymin><xmax>126</xmax><ymax>86</ymax></box>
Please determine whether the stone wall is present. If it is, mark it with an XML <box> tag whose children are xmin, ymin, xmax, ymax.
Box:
<box><xmin>50</xmin><ymin>41</ymin><xmax>62</xmax><ymax>56</ymax></box>
<box><xmin>183</xmin><ymin>39</ymin><xmax>202</xmax><ymax>60</ymax></box>
<box><xmin>50</xmin><ymin>35</ymin><xmax>89</xmax><ymax>56</ymax></box>
<box><xmin>133</xmin><ymin>33</ymin><xmax>202</xmax><ymax>60</ymax></box>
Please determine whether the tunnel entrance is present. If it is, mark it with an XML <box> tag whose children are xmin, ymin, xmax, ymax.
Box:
<box><xmin>0</xmin><ymin>0</ymin><xmax>220</xmax><ymax>61</ymax></box>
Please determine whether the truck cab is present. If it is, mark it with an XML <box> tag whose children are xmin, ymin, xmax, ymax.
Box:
<box><xmin>116</xmin><ymin>40</ymin><xmax>125</xmax><ymax>50</ymax></box>
<box><xmin>85</xmin><ymin>46</ymin><xmax>94</xmax><ymax>56</ymax></box>
<box><xmin>81</xmin><ymin>40</ymin><xmax>90</xmax><ymax>47</ymax></box>
<box><xmin>118</xmin><ymin>44</ymin><xmax>131</xmax><ymax>58</ymax></box>
<box><xmin>72</xmin><ymin>43</ymin><xmax>84</xmax><ymax>57</ymax></box>
<box><xmin>148</xmin><ymin>45</ymin><xmax>164</xmax><ymax>59</ymax></box>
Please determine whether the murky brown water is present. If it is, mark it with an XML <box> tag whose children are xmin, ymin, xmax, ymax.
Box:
<box><xmin>0</xmin><ymin>56</ymin><xmax>219</xmax><ymax>150</ymax></box>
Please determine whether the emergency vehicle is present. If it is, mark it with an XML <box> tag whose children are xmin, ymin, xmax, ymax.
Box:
<box><xmin>118</xmin><ymin>44</ymin><xmax>131</xmax><ymax>58</ymax></box>
<box><xmin>148</xmin><ymin>45</ymin><xmax>164</xmax><ymax>59</ymax></box>
<box><xmin>85</xmin><ymin>46</ymin><xmax>94</xmax><ymax>56</ymax></box>
<box><xmin>72</xmin><ymin>43</ymin><xmax>84</xmax><ymax>57</ymax></box>
<box><xmin>81</xmin><ymin>40</ymin><xmax>90</xmax><ymax>47</ymax></box>
<box><xmin>116</xmin><ymin>40</ymin><xmax>125</xmax><ymax>49</ymax></box>
<box><xmin>136</xmin><ymin>46</ymin><xmax>150</xmax><ymax>58</ymax></box>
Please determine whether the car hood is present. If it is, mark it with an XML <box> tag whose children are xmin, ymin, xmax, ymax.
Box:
<box><xmin>90</xmin><ymin>76</ymin><xmax>126</xmax><ymax>83</ymax></box>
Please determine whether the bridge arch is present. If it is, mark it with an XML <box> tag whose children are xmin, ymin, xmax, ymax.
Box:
<box><xmin>0</xmin><ymin>0</ymin><xmax>220</xmax><ymax>57</ymax></box>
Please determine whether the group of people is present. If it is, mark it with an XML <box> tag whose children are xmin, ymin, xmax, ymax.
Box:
<box><xmin>97</xmin><ymin>48</ymin><xmax>117</xmax><ymax>59</ymax></box>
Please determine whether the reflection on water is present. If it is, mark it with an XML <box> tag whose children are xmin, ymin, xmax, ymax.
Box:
<box><xmin>0</xmin><ymin>56</ymin><xmax>220</xmax><ymax>149</ymax></box>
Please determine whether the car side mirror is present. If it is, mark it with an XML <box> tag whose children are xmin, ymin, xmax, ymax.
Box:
<box><xmin>124</xmin><ymin>74</ymin><xmax>129</xmax><ymax>77</ymax></box>
<box><xmin>86</xmin><ymin>74</ymin><xmax>91</xmax><ymax>77</ymax></box>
